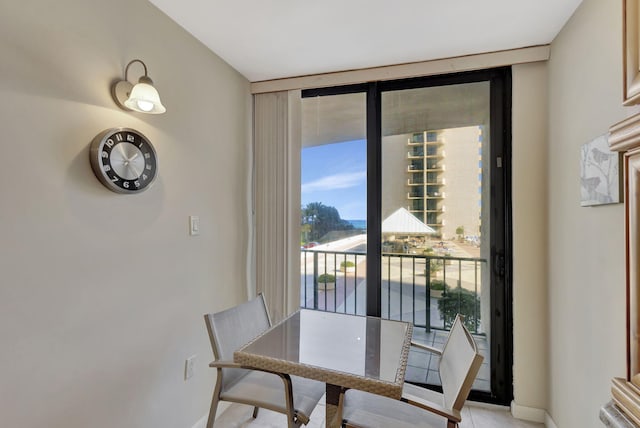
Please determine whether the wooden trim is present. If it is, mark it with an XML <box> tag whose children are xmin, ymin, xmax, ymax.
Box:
<box><xmin>610</xmin><ymin>113</ymin><xmax>640</xmax><ymax>152</ymax></box>
<box><xmin>626</xmin><ymin>152</ymin><xmax>640</xmax><ymax>378</ymax></box>
<box><xmin>250</xmin><ymin>45</ymin><xmax>549</xmax><ymax>94</ymax></box>
<box><xmin>610</xmin><ymin>113</ymin><xmax>640</xmax><ymax>381</ymax></box>
<box><xmin>624</xmin><ymin>0</ymin><xmax>640</xmax><ymax>105</ymax></box>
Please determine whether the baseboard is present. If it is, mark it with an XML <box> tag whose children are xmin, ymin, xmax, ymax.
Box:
<box><xmin>510</xmin><ymin>400</ymin><xmax>546</xmax><ymax>423</ymax></box>
<box><xmin>544</xmin><ymin>412</ymin><xmax>559</xmax><ymax>428</ymax></box>
<box><xmin>467</xmin><ymin>400</ymin><xmax>510</xmax><ymax>411</ymax></box>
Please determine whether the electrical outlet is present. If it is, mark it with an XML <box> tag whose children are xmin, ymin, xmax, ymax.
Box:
<box><xmin>185</xmin><ymin>355</ymin><xmax>196</xmax><ymax>380</ymax></box>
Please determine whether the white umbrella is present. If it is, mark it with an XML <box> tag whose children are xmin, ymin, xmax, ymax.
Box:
<box><xmin>382</xmin><ymin>207</ymin><xmax>436</xmax><ymax>235</ymax></box>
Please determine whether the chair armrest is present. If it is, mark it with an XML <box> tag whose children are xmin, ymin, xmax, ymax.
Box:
<box><xmin>401</xmin><ymin>391</ymin><xmax>461</xmax><ymax>423</ymax></box>
<box><xmin>209</xmin><ymin>360</ymin><xmax>243</xmax><ymax>369</ymax></box>
<box><xmin>209</xmin><ymin>361</ymin><xmax>292</xmax><ymax>376</ymax></box>
<box><xmin>410</xmin><ymin>341</ymin><xmax>442</xmax><ymax>356</ymax></box>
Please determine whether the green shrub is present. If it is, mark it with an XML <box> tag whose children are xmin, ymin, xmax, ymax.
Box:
<box><xmin>437</xmin><ymin>287</ymin><xmax>480</xmax><ymax>332</ymax></box>
<box><xmin>429</xmin><ymin>279</ymin><xmax>448</xmax><ymax>291</ymax></box>
<box><xmin>317</xmin><ymin>273</ymin><xmax>336</xmax><ymax>283</ymax></box>
<box><xmin>340</xmin><ymin>260</ymin><xmax>355</xmax><ymax>268</ymax></box>
<box><xmin>430</xmin><ymin>258</ymin><xmax>443</xmax><ymax>272</ymax></box>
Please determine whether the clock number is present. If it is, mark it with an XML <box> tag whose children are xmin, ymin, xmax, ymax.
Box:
<box><xmin>90</xmin><ymin>128</ymin><xmax>157</xmax><ymax>194</ymax></box>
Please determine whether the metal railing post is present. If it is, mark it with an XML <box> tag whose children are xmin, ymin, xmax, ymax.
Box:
<box><xmin>301</xmin><ymin>249</ymin><xmax>485</xmax><ymax>334</ymax></box>
<box><xmin>313</xmin><ymin>251</ymin><xmax>318</xmax><ymax>310</ymax></box>
<box><xmin>425</xmin><ymin>256</ymin><xmax>431</xmax><ymax>333</ymax></box>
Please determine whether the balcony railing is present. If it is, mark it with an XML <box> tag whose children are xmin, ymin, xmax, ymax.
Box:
<box><xmin>300</xmin><ymin>249</ymin><xmax>486</xmax><ymax>334</ymax></box>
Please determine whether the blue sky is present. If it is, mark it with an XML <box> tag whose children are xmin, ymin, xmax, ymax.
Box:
<box><xmin>301</xmin><ymin>139</ymin><xmax>367</xmax><ymax>220</ymax></box>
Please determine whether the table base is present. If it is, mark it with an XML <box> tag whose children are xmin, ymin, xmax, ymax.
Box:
<box><xmin>326</xmin><ymin>384</ymin><xmax>342</xmax><ymax>428</ymax></box>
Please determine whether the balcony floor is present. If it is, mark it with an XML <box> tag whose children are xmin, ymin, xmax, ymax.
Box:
<box><xmin>409</xmin><ymin>328</ymin><xmax>490</xmax><ymax>392</ymax></box>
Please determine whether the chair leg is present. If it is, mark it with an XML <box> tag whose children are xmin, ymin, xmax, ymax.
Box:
<box><xmin>279</xmin><ymin>374</ymin><xmax>301</xmax><ymax>428</ymax></box>
<box><xmin>446</xmin><ymin>421</ymin><xmax>458</xmax><ymax>428</ymax></box>
<box><xmin>252</xmin><ymin>407</ymin><xmax>259</xmax><ymax>419</ymax></box>
<box><xmin>206</xmin><ymin>394</ymin><xmax>219</xmax><ymax>428</ymax></box>
<box><xmin>207</xmin><ymin>369</ymin><xmax>225</xmax><ymax>428</ymax></box>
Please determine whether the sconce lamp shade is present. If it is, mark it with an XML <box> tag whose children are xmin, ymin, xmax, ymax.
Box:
<box><xmin>112</xmin><ymin>60</ymin><xmax>166</xmax><ymax>114</ymax></box>
<box><xmin>123</xmin><ymin>76</ymin><xmax>166</xmax><ymax>114</ymax></box>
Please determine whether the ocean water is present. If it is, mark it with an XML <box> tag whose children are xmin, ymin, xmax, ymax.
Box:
<box><xmin>347</xmin><ymin>219</ymin><xmax>367</xmax><ymax>230</ymax></box>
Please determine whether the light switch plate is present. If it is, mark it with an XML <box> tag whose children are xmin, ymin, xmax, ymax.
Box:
<box><xmin>189</xmin><ymin>216</ymin><xmax>200</xmax><ymax>236</ymax></box>
<box><xmin>185</xmin><ymin>355</ymin><xmax>196</xmax><ymax>380</ymax></box>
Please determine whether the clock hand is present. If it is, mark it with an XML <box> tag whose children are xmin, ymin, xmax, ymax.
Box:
<box><xmin>129</xmin><ymin>164</ymin><xmax>143</xmax><ymax>177</ymax></box>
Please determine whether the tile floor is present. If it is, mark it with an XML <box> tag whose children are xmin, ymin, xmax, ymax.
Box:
<box><xmin>408</xmin><ymin>328</ymin><xmax>491</xmax><ymax>392</ymax></box>
<box><xmin>213</xmin><ymin>396</ymin><xmax>544</xmax><ymax>428</ymax></box>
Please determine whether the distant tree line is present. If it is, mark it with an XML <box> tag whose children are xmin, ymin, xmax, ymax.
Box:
<box><xmin>301</xmin><ymin>202</ymin><xmax>354</xmax><ymax>243</ymax></box>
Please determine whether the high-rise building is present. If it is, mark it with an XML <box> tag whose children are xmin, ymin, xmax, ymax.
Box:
<box><xmin>405</xmin><ymin>127</ymin><xmax>483</xmax><ymax>240</ymax></box>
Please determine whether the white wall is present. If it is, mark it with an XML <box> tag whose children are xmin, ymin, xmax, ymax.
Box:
<box><xmin>0</xmin><ymin>1</ymin><xmax>251</xmax><ymax>427</ymax></box>
<box><xmin>547</xmin><ymin>0</ymin><xmax>639</xmax><ymax>426</ymax></box>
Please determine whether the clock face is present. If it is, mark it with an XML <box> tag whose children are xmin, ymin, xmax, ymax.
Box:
<box><xmin>89</xmin><ymin>128</ymin><xmax>158</xmax><ymax>194</ymax></box>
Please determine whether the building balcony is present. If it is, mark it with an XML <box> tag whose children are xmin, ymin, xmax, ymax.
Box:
<box><xmin>406</xmin><ymin>192</ymin><xmax>444</xmax><ymax>200</ymax></box>
<box><xmin>407</xmin><ymin>150</ymin><xmax>445</xmax><ymax>159</ymax></box>
<box><xmin>409</xmin><ymin>207</ymin><xmax>445</xmax><ymax>214</ymax></box>
<box><xmin>425</xmin><ymin>192</ymin><xmax>445</xmax><ymax>199</ymax></box>
<box><xmin>407</xmin><ymin>139</ymin><xmax>444</xmax><ymax>147</ymax></box>
<box><xmin>425</xmin><ymin>164</ymin><xmax>445</xmax><ymax>171</ymax></box>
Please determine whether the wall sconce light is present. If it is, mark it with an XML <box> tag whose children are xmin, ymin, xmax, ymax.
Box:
<box><xmin>112</xmin><ymin>59</ymin><xmax>166</xmax><ymax>114</ymax></box>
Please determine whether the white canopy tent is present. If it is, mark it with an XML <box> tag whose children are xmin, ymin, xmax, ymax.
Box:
<box><xmin>382</xmin><ymin>207</ymin><xmax>436</xmax><ymax>235</ymax></box>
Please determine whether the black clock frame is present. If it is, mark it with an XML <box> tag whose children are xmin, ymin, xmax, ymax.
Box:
<box><xmin>89</xmin><ymin>127</ymin><xmax>158</xmax><ymax>194</ymax></box>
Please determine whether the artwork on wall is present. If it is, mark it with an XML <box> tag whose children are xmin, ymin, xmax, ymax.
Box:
<box><xmin>580</xmin><ymin>133</ymin><xmax>622</xmax><ymax>206</ymax></box>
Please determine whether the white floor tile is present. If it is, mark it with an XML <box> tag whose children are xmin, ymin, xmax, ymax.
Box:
<box><xmin>214</xmin><ymin>399</ymin><xmax>544</xmax><ymax>428</ymax></box>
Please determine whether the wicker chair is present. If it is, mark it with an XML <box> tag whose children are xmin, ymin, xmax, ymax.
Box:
<box><xmin>339</xmin><ymin>314</ymin><xmax>483</xmax><ymax>428</ymax></box>
<box><xmin>204</xmin><ymin>295</ymin><xmax>324</xmax><ymax>428</ymax></box>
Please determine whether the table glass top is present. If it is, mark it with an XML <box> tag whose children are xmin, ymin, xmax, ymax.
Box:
<box><xmin>237</xmin><ymin>309</ymin><xmax>411</xmax><ymax>383</ymax></box>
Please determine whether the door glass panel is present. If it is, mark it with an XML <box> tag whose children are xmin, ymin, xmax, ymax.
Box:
<box><xmin>300</xmin><ymin>92</ymin><xmax>367</xmax><ymax>314</ymax></box>
<box><xmin>381</xmin><ymin>82</ymin><xmax>491</xmax><ymax>392</ymax></box>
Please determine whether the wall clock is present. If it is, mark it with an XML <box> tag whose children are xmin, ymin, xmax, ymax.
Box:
<box><xmin>89</xmin><ymin>127</ymin><xmax>158</xmax><ymax>194</ymax></box>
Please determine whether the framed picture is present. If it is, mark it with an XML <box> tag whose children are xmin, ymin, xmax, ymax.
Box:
<box><xmin>580</xmin><ymin>133</ymin><xmax>622</xmax><ymax>206</ymax></box>
<box><xmin>624</xmin><ymin>0</ymin><xmax>640</xmax><ymax>105</ymax></box>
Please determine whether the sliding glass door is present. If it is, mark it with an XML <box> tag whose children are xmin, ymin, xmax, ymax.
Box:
<box><xmin>299</xmin><ymin>68</ymin><xmax>512</xmax><ymax>405</ymax></box>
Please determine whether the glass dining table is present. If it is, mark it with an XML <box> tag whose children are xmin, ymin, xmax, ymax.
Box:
<box><xmin>234</xmin><ymin>309</ymin><xmax>413</xmax><ymax>427</ymax></box>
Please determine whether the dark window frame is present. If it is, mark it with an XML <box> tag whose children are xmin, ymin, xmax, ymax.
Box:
<box><xmin>301</xmin><ymin>66</ymin><xmax>513</xmax><ymax>405</ymax></box>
